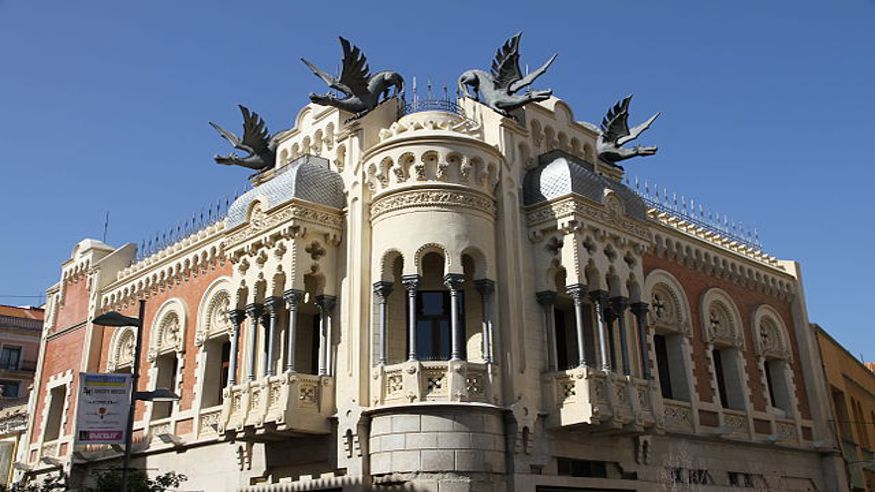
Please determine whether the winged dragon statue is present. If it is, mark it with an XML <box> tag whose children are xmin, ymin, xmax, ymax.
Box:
<box><xmin>301</xmin><ymin>37</ymin><xmax>404</xmax><ymax>120</ymax></box>
<box><xmin>457</xmin><ymin>33</ymin><xmax>557</xmax><ymax>119</ymax></box>
<box><xmin>597</xmin><ymin>95</ymin><xmax>660</xmax><ymax>164</ymax></box>
<box><xmin>209</xmin><ymin>105</ymin><xmax>280</xmax><ymax>171</ymax></box>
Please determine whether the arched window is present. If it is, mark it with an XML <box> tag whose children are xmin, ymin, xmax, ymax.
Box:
<box><xmin>702</xmin><ymin>290</ymin><xmax>746</xmax><ymax>411</ymax></box>
<box><xmin>753</xmin><ymin>306</ymin><xmax>795</xmax><ymax>416</ymax></box>
<box><xmin>149</xmin><ymin>300</ymin><xmax>186</xmax><ymax>420</ymax></box>
<box><xmin>413</xmin><ymin>252</ymin><xmax>457</xmax><ymax>361</ymax></box>
<box><xmin>644</xmin><ymin>271</ymin><xmax>693</xmax><ymax>402</ymax></box>
<box><xmin>197</xmin><ymin>282</ymin><xmax>233</xmax><ymax>408</ymax></box>
<box><xmin>107</xmin><ymin>327</ymin><xmax>136</xmax><ymax>374</ymax></box>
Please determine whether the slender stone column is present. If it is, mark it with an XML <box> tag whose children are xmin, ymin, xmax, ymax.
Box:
<box><xmin>373</xmin><ymin>282</ymin><xmax>393</xmax><ymax>365</ymax></box>
<box><xmin>264</xmin><ymin>297</ymin><xmax>283</xmax><ymax>377</ymax></box>
<box><xmin>606</xmin><ymin>307</ymin><xmax>619</xmax><ymax>371</ymax></box>
<box><xmin>227</xmin><ymin>309</ymin><xmax>246</xmax><ymax>387</ymax></box>
<box><xmin>401</xmin><ymin>275</ymin><xmax>420</xmax><ymax>361</ymax></box>
<box><xmin>536</xmin><ymin>291</ymin><xmax>558</xmax><ymax>371</ymax></box>
<box><xmin>282</xmin><ymin>289</ymin><xmax>304</xmax><ymax>373</ymax></box>
<box><xmin>476</xmin><ymin>279</ymin><xmax>496</xmax><ymax>364</ymax></box>
<box><xmin>630</xmin><ymin>302</ymin><xmax>651</xmax><ymax>380</ymax></box>
<box><xmin>611</xmin><ymin>296</ymin><xmax>631</xmax><ymax>376</ymax></box>
<box><xmin>315</xmin><ymin>295</ymin><xmax>336</xmax><ymax>376</ymax></box>
<box><xmin>566</xmin><ymin>284</ymin><xmax>588</xmax><ymax>368</ymax></box>
<box><xmin>444</xmin><ymin>274</ymin><xmax>466</xmax><ymax>361</ymax></box>
<box><xmin>245</xmin><ymin>303</ymin><xmax>263</xmax><ymax>381</ymax></box>
<box><xmin>589</xmin><ymin>290</ymin><xmax>611</xmax><ymax>372</ymax></box>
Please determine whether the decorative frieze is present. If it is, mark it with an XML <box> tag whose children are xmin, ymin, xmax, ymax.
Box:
<box><xmin>526</xmin><ymin>196</ymin><xmax>651</xmax><ymax>242</ymax></box>
<box><xmin>370</xmin><ymin>189</ymin><xmax>496</xmax><ymax>220</ymax></box>
<box><xmin>224</xmin><ymin>201</ymin><xmax>343</xmax><ymax>247</ymax></box>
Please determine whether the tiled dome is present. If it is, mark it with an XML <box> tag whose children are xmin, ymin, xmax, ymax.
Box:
<box><xmin>522</xmin><ymin>150</ymin><xmax>646</xmax><ymax>220</ymax></box>
<box><xmin>227</xmin><ymin>155</ymin><xmax>345</xmax><ymax>228</ymax></box>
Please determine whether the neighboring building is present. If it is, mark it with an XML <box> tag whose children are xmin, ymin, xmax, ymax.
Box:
<box><xmin>0</xmin><ymin>305</ymin><xmax>43</xmax><ymax>485</ymax></box>
<box><xmin>816</xmin><ymin>324</ymin><xmax>875</xmax><ymax>491</ymax></box>
<box><xmin>20</xmin><ymin>89</ymin><xmax>847</xmax><ymax>489</ymax></box>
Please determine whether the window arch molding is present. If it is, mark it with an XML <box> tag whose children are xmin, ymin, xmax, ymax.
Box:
<box><xmin>643</xmin><ymin>269</ymin><xmax>692</xmax><ymax>336</ymax></box>
<box><xmin>752</xmin><ymin>304</ymin><xmax>792</xmax><ymax>361</ymax></box>
<box><xmin>107</xmin><ymin>326</ymin><xmax>136</xmax><ymax>372</ymax></box>
<box><xmin>195</xmin><ymin>277</ymin><xmax>233</xmax><ymax>347</ymax></box>
<box><xmin>700</xmin><ymin>288</ymin><xmax>744</xmax><ymax>348</ymax></box>
<box><xmin>148</xmin><ymin>298</ymin><xmax>187</xmax><ymax>362</ymax></box>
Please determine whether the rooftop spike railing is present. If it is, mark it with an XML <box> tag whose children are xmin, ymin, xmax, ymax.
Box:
<box><xmin>625</xmin><ymin>175</ymin><xmax>763</xmax><ymax>250</ymax></box>
<box><xmin>398</xmin><ymin>77</ymin><xmax>464</xmax><ymax>117</ymax></box>
<box><xmin>132</xmin><ymin>188</ymin><xmax>246</xmax><ymax>262</ymax></box>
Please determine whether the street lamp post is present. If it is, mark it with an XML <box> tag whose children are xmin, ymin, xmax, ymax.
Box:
<box><xmin>92</xmin><ymin>300</ymin><xmax>179</xmax><ymax>492</ymax></box>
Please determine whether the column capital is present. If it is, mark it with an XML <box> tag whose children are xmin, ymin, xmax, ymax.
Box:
<box><xmin>588</xmin><ymin>289</ymin><xmax>609</xmax><ymax>304</ymax></box>
<box><xmin>372</xmin><ymin>281</ymin><xmax>393</xmax><ymax>300</ymax></box>
<box><xmin>630</xmin><ymin>302</ymin><xmax>650</xmax><ymax>317</ymax></box>
<box><xmin>566</xmin><ymin>283</ymin><xmax>588</xmax><ymax>301</ymax></box>
<box><xmin>475</xmin><ymin>279</ymin><xmax>495</xmax><ymax>296</ymax></box>
<box><xmin>228</xmin><ymin>309</ymin><xmax>247</xmax><ymax>327</ymax></box>
<box><xmin>264</xmin><ymin>296</ymin><xmax>284</xmax><ymax>314</ymax></box>
<box><xmin>401</xmin><ymin>274</ymin><xmax>421</xmax><ymax>291</ymax></box>
<box><xmin>282</xmin><ymin>289</ymin><xmax>305</xmax><ymax>306</ymax></box>
<box><xmin>536</xmin><ymin>290</ymin><xmax>557</xmax><ymax>306</ymax></box>
<box><xmin>443</xmin><ymin>273</ymin><xmax>465</xmax><ymax>290</ymax></box>
<box><xmin>315</xmin><ymin>295</ymin><xmax>337</xmax><ymax>312</ymax></box>
<box><xmin>245</xmin><ymin>303</ymin><xmax>263</xmax><ymax>318</ymax></box>
<box><xmin>610</xmin><ymin>296</ymin><xmax>630</xmax><ymax>313</ymax></box>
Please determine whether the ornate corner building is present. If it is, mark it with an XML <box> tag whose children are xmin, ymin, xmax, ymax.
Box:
<box><xmin>21</xmin><ymin>88</ymin><xmax>848</xmax><ymax>489</ymax></box>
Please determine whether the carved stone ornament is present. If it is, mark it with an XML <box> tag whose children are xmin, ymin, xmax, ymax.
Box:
<box><xmin>370</xmin><ymin>189</ymin><xmax>497</xmax><ymax>220</ymax></box>
<box><xmin>706</xmin><ymin>302</ymin><xmax>739</xmax><ymax>346</ymax></box>
<box><xmin>757</xmin><ymin>317</ymin><xmax>788</xmax><ymax>359</ymax></box>
<box><xmin>224</xmin><ymin>202</ymin><xmax>343</xmax><ymax>247</ymax></box>
<box><xmin>526</xmin><ymin>196</ymin><xmax>650</xmax><ymax>241</ymax></box>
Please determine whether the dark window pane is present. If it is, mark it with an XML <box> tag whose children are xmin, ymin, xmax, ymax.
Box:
<box><xmin>654</xmin><ymin>335</ymin><xmax>673</xmax><ymax>399</ymax></box>
<box><xmin>713</xmin><ymin>349</ymin><xmax>729</xmax><ymax>409</ymax></box>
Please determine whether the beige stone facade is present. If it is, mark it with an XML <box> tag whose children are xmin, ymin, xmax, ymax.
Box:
<box><xmin>20</xmin><ymin>95</ymin><xmax>848</xmax><ymax>490</ymax></box>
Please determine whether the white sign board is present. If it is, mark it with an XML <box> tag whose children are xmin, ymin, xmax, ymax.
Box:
<box><xmin>76</xmin><ymin>373</ymin><xmax>131</xmax><ymax>445</ymax></box>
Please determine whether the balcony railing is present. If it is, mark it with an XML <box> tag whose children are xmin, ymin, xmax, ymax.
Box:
<box><xmin>373</xmin><ymin>360</ymin><xmax>499</xmax><ymax>406</ymax></box>
<box><xmin>219</xmin><ymin>372</ymin><xmax>333</xmax><ymax>436</ymax></box>
<box><xmin>545</xmin><ymin>367</ymin><xmax>659</xmax><ymax>430</ymax></box>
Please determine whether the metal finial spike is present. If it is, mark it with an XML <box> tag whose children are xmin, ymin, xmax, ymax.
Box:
<box><xmin>443</xmin><ymin>83</ymin><xmax>449</xmax><ymax>101</ymax></box>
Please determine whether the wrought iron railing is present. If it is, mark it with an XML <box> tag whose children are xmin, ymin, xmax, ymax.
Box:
<box><xmin>400</xmin><ymin>98</ymin><xmax>464</xmax><ymax>116</ymax></box>
<box><xmin>626</xmin><ymin>176</ymin><xmax>763</xmax><ymax>250</ymax></box>
<box><xmin>133</xmin><ymin>190</ymin><xmax>244</xmax><ymax>262</ymax></box>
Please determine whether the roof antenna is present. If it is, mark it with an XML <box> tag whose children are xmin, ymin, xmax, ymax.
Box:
<box><xmin>102</xmin><ymin>211</ymin><xmax>110</xmax><ymax>243</ymax></box>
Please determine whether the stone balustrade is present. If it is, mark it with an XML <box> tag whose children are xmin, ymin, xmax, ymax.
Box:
<box><xmin>372</xmin><ymin>360</ymin><xmax>499</xmax><ymax>406</ymax></box>
<box><xmin>219</xmin><ymin>372</ymin><xmax>334</xmax><ymax>436</ymax></box>
<box><xmin>545</xmin><ymin>366</ymin><xmax>660</xmax><ymax>430</ymax></box>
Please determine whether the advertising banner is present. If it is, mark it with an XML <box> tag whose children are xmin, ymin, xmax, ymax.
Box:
<box><xmin>75</xmin><ymin>373</ymin><xmax>131</xmax><ymax>445</ymax></box>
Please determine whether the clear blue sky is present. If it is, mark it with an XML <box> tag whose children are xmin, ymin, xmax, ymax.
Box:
<box><xmin>1</xmin><ymin>2</ymin><xmax>873</xmax><ymax>358</ymax></box>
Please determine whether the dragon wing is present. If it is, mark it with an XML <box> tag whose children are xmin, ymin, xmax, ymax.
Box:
<box><xmin>490</xmin><ymin>33</ymin><xmax>523</xmax><ymax>91</ymax></box>
<box><xmin>238</xmin><ymin>105</ymin><xmax>271</xmax><ymax>156</ymax></box>
<box><xmin>509</xmin><ymin>53</ymin><xmax>557</xmax><ymax>94</ymax></box>
<box><xmin>209</xmin><ymin>121</ymin><xmax>242</xmax><ymax>149</ymax></box>
<box><xmin>337</xmin><ymin>37</ymin><xmax>371</xmax><ymax>98</ymax></box>
<box><xmin>618</xmin><ymin>112</ymin><xmax>660</xmax><ymax>146</ymax></box>
<box><xmin>600</xmin><ymin>96</ymin><xmax>632</xmax><ymax>144</ymax></box>
<box><xmin>301</xmin><ymin>57</ymin><xmax>353</xmax><ymax>96</ymax></box>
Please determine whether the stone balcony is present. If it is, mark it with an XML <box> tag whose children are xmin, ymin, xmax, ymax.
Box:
<box><xmin>219</xmin><ymin>372</ymin><xmax>334</xmax><ymax>438</ymax></box>
<box><xmin>544</xmin><ymin>367</ymin><xmax>661</xmax><ymax>431</ymax></box>
<box><xmin>372</xmin><ymin>360</ymin><xmax>500</xmax><ymax>407</ymax></box>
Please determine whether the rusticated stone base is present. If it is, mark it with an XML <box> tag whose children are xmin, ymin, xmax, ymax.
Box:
<box><xmin>369</xmin><ymin>405</ymin><xmax>506</xmax><ymax>491</ymax></box>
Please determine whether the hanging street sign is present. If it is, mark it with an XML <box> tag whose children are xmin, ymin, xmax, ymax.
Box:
<box><xmin>75</xmin><ymin>373</ymin><xmax>131</xmax><ymax>445</ymax></box>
